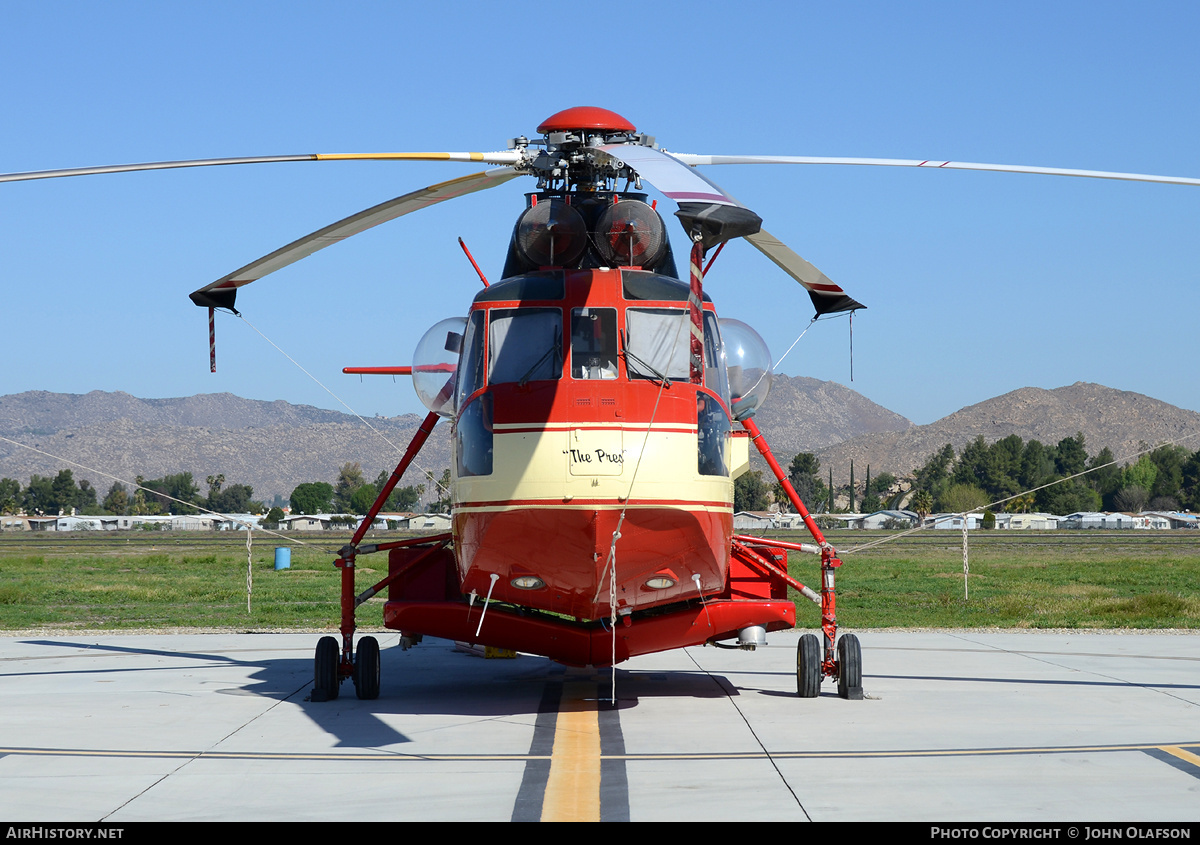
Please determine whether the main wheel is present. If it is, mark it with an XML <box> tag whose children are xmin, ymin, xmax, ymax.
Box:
<box><xmin>313</xmin><ymin>636</ymin><xmax>340</xmax><ymax>702</ymax></box>
<box><xmin>836</xmin><ymin>634</ymin><xmax>863</xmax><ymax>700</ymax></box>
<box><xmin>796</xmin><ymin>633</ymin><xmax>821</xmax><ymax>698</ymax></box>
<box><xmin>353</xmin><ymin>636</ymin><xmax>381</xmax><ymax>700</ymax></box>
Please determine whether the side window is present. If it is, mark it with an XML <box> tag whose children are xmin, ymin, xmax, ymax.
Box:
<box><xmin>456</xmin><ymin>310</ymin><xmax>486</xmax><ymax>410</ymax></box>
<box><xmin>456</xmin><ymin>393</ymin><xmax>493</xmax><ymax>478</ymax></box>
<box><xmin>697</xmin><ymin>390</ymin><xmax>731</xmax><ymax>477</ymax></box>
<box><xmin>489</xmin><ymin>308</ymin><xmax>563</xmax><ymax>385</ymax></box>
<box><xmin>624</xmin><ymin>308</ymin><xmax>690</xmax><ymax>382</ymax></box>
<box><xmin>570</xmin><ymin>308</ymin><xmax>618</xmax><ymax>379</ymax></box>
<box><xmin>703</xmin><ymin>312</ymin><xmax>730</xmax><ymax>406</ymax></box>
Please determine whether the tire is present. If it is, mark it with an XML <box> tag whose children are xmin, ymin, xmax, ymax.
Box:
<box><xmin>796</xmin><ymin>633</ymin><xmax>821</xmax><ymax>698</ymax></box>
<box><xmin>313</xmin><ymin>636</ymin><xmax>340</xmax><ymax>702</ymax></box>
<box><xmin>836</xmin><ymin>634</ymin><xmax>863</xmax><ymax>700</ymax></box>
<box><xmin>353</xmin><ymin>636</ymin><xmax>381</xmax><ymax>701</ymax></box>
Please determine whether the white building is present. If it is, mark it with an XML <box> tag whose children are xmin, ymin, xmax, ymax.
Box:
<box><xmin>995</xmin><ymin>512</ymin><xmax>1060</xmax><ymax>530</ymax></box>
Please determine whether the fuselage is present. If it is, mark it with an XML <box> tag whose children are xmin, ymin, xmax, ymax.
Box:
<box><xmin>450</xmin><ymin>266</ymin><xmax>749</xmax><ymax>621</ymax></box>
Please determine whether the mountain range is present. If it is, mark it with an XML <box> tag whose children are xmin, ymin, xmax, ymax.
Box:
<box><xmin>0</xmin><ymin>379</ymin><xmax>1196</xmax><ymax>503</ymax></box>
<box><xmin>811</xmin><ymin>382</ymin><xmax>1200</xmax><ymax>479</ymax></box>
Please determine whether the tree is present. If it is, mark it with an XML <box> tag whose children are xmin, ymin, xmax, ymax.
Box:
<box><xmin>1087</xmin><ymin>447</ymin><xmax>1122</xmax><ymax>508</ymax></box>
<box><xmin>952</xmin><ymin>436</ymin><xmax>989</xmax><ymax>488</ymax></box>
<box><xmin>867</xmin><ymin>471</ymin><xmax>896</xmax><ymax>499</ymax></box>
<box><xmin>783</xmin><ymin>452</ymin><xmax>824</xmax><ymax>511</ymax></box>
<box><xmin>1121</xmin><ymin>455</ymin><xmax>1158</xmax><ymax>495</ymax></box>
<box><xmin>859</xmin><ymin>493</ymin><xmax>882</xmax><ymax>514</ymax></box>
<box><xmin>103</xmin><ymin>482</ymin><xmax>128</xmax><ymax>515</ymax></box>
<box><xmin>426</xmin><ymin>469</ymin><xmax>452</xmax><ymax>513</ymax></box>
<box><xmin>76</xmin><ymin>479</ymin><xmax>98</xmax><ymax>513</ymax></box>
<box><xmin>1038</xmin><ymin>480</ymin><xmax>1100</xmax><ymax>515</ymax></box>
<box><xmin>141</xmin><ymin>472</ymin><xmax>200</xmax><ymax>514</ymax></box>
<box><xmin>50</xmin><ymin>470</ymin><xmax>79</xmax><ymax>515</ymax></box>
<box><xmin>290</xmin><ymin>482</ymin><xmax>334</xmax><ymax>515</ymax></box>
<box><xmin>22</xmin><ymin>475</ymin><xmax>54</xmax><ymax>515</ymax></box>
<box><xmin>263</xmin><ymin>506</ymin><xmax>286</xmax><ymax>527</ymax></box>
<box><xmin>349</xmin><ymin>483</ymin><xmax>379</xmax><ymax>515</ymax></box>
<box><xmin>1148</xmin><ymin>495</ymin><xmax>1179</xmax><ymax>512</ymax></box>
<box><xmin>209</xmin><ymin>483</ymin><xmax>253</xmax><ymax>513</ymax></box>
<box><xmin>1113</xmin><ymin>486</ymin><xmax>1149</xmax><ymax>513</ymax></box>
<box><xmin>734</xmin><ymin>470</ymin><xmax>770</xmax><ymax>512</ymax></box>
<box><xmin>0</xmin><ymin>478</ymin><xmax>21</xmax><ymax>515</ymax></box>
<box><xmin>1181</xmin><ymin>450</ymin><xmax>1200</xmax><ymax>511</ymax></box>
<box><xmin>334</xmin><ymin>463</ymin><xmax>366</xmax><ymax>512</ymax></box>
<box><xmin>1019</xmin><ymin>440</ymin><xmax>1054</xmax><ymax>490</ymax></box>
<box><xmin>1055</xmin><ymin>433</ymin><xmax>1088</xmax><ymax>477</ymax></box>
<box><xmin>371</xmin><ymin>470</ymin><xmax>423</xmax><ymax>513</ymax></box>
<box><xmin>914</xmin><ymin>443</ymin><xmax>956</xmax><ymax>503</ymax></box>
<box><xmin>1148</xmin><ymin>445</ymin><xmax>1188</xmax><ymax>502</ymax></box>
<box><xmin>130</xmin><ymin>476</ymin><xmax>155</xmax><ymax>515</ymax></box>
<box><xmin>205</xmin><ymin>474</ymin><xmax>226</xmax><ymax>503</ymax></box>
<box><xmin>939</xmin><ymin>483</ymin><xmax>989</xmax><ymax>514</ymax></box>
<box><xmin>909</xmin><ymin>490</ymin><xmax>933</xmax><ymax>522</ymax></box>
<box><xmin>1008</xmin><ymin>492</ymin><xmax>1035</xmax><ymax>514</ymax></box>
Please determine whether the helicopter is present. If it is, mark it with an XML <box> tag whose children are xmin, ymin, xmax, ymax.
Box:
<box><xmin>6</xmin><ymin>106</ymin><xmax>1198</xmax><ymax>703</ymax></box>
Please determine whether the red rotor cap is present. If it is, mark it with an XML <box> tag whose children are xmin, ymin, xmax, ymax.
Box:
<box><xmin>537</xmin><ymin>106</ymin><xmax>636</xmax><ymax>134</ymax></box>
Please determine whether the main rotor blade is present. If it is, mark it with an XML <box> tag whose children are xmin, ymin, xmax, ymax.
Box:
<box><xmin>601</xmin><ymin>145</ymin><xmax>861</xmax><ymax>311</ymax></box>
<box><xmin>189</xmin><ymin>168</ymin><xmax>521</xmax><ymax>310</ymax></box>
<box><xmin>745</xmin><ymin>230</ymin><xmax>864</xmax><ymax>316</ymax></box>
<box><xmin>0</xmin><ymin>151</ymin><xmax>523</xmax><ymax>183</ymax></box>
<box><xmin>599</xmin><ymin>144</ymin><xmax>762</xmax><ymax>247</ymax></box>
<box><xmin>671</xmin><ymin>154</ymin><xmax>1200</xmax><ymax>188</ymax></box>
<box><xmin>600</xmin><ymin>145</ymin><xmax>743</xmax><ymax>206</ymax></box>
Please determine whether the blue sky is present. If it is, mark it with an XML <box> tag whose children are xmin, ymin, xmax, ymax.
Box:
<box><xmin>3</xmin><ymin>1</ymin><xmax>1198</xmax><ymax>429</ymax></box>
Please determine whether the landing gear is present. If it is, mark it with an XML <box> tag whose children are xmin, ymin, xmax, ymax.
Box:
<box><xmin>796</xmin><ymin>633</ymin><xmax>821</xmax><ymax>698</ymax></box>
<box><xmin>313</xmin><ymin>636</ymin><xmax>340</xmax><ymax>701</ymax></box>
<box><xmin>837</xmin><ymin>634</ymin><xmax>863</xmax><ymax>700</ymax></box>
<box><xmin>353</xmin><ymin>636</ymin><xmax>381</xmax><ymax>700</ymax></box>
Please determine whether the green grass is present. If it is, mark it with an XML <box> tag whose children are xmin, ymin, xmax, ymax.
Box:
<box><xmin>782</xmin><ymin>530</ymin><xmax>1200</xmax><ymax>629</ymax></box>
<box><xmin>0</xmin><ymin>532</ymin><xmax>386</xmax><ymax>630</ymax></box>
<box><xmin>0</xmin><ymin>529</ymin><xmax>1197</xmax><ymax>631</ymax></box>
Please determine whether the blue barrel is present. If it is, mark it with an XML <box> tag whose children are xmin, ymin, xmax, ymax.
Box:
<box><xmin>274</xmin><ymin>547</ymin><xmax>291</xmax><ymax>570</ymax></box>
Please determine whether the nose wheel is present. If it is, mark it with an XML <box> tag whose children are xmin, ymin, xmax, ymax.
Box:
<box><xmin>353</xmin><ymin>636</ymin><xmax>381</xmax><ymax>700</ymax></box>
<box><xmin>836</xmin><ymin>634</ymin><xmax>863</xmax><ymax>700</ymax></box>
<box><xmin>313</xmin><ymin>636</ymin><xmax>340</xmax><ymax>701</ymax></box>
<box><xmin>796</xmin><ymin>633</ymin><xmax>821</xmax><ymax>697</ymax></box>
<box><xmin>313</xmin><ymin>635</ymin><xmax>381</xmax><ymax>701</ymax></box>
<box><xmin>796</xmin><ymin>632</ymin><xmax>864</xmax><ymax>699</ymax></box>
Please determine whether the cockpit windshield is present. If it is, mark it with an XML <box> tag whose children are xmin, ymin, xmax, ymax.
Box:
<box><xmin>489</xmin><ymin>308</ymin><xmax>563</xmax><ymax>385</ymax></box>
<box><xmin>570</xmin><ymin>308</ymin><xmax>618</xmax><ymax>379</ymax></box>
<box><xmin>624</xmin><ymin>308</ymin><xmax>690</xmax><ymax>382</ymax></box>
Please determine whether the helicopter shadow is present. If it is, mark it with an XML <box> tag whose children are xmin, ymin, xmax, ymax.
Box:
<box><xmin>17</xmin><ymin>636</ymin><xmax>744</xmax><ymax>750</ymax></box>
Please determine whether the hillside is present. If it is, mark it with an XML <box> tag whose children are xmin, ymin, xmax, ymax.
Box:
<box><xmin>1</xmin><ymin>381</ymin><xmax>1195</xmax><ymax>504</ymax></box>
<box><xmin>0</xmin><ymin>391</ymin><xmax>451</xmax><ymax>504</ymax></box>
<box><xmin>751</xmin><ymin>375</ymin><xmax>913</xmax><ymax>456</ymax></box>
<box><xmin>0</xmin><ymin>381</ymin><xmax>908</xmax><ymax>504</ymax></box>
<box><xmin>814</xmin><ymin>382</ymin><xmax>1200</xmax><ymax>478</ymax></box>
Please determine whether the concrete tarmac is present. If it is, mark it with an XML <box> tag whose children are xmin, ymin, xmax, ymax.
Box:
<box><xmin>0</xmin><ymin>629</ymin><xmax>1197</xmax><ymax>822</ymax></box>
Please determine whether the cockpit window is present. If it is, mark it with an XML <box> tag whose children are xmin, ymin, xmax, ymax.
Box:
<box><xmin>456</xmin><ymin>310</ymin><xmax>486</xmax><ymax>410</ymax></box>
<box><xmin>624</xmin><ymin>308</ymin><xmax>690</xmax><ymax>382</ymax></box>
<box><xmin>570</xmin><ymin>308</ymin><xmax>618</xmax><ymax>380</ymax></box>
<box><xmin>489</xmin><ymin>308</ymin><xmax>563</xmax><ymax>385</ymax></box>
<box><xmin>703</xmin><ymin>312</ymin><xmax>730</xmax><ymax>407</ymax></box>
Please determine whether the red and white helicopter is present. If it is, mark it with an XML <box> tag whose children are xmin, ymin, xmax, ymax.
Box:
<box><xmin>7</xmin><ymin>106</ymin><xmax>1198</xmax><ymax>701</ymax></box>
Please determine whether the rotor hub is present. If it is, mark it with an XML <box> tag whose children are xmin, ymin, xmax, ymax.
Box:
<box><xmin>519</xmin><ymin>107</ymin><xmax>655</xmax><ymax>195</ymax></box>
<box><xmin>537</xmin><ymin>106</ymin><xmax>636</xmax><ymax>134</ymax></box>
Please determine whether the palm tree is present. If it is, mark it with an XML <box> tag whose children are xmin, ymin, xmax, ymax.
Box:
<box><xmin>1009</xmin><ymin>492</ymin><xmax>1035</xmax><ymax>513</ymax></box>
<box><xmin>910</xmin><ymin>490</ymin><xmax>933</xmax><ymax>525</ymax></box>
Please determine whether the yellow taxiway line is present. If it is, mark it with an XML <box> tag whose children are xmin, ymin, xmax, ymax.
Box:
<box><xmin>541</xmin><ymin>680</ymin><xmax>602</xmax><ymax>822</ymax></box>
